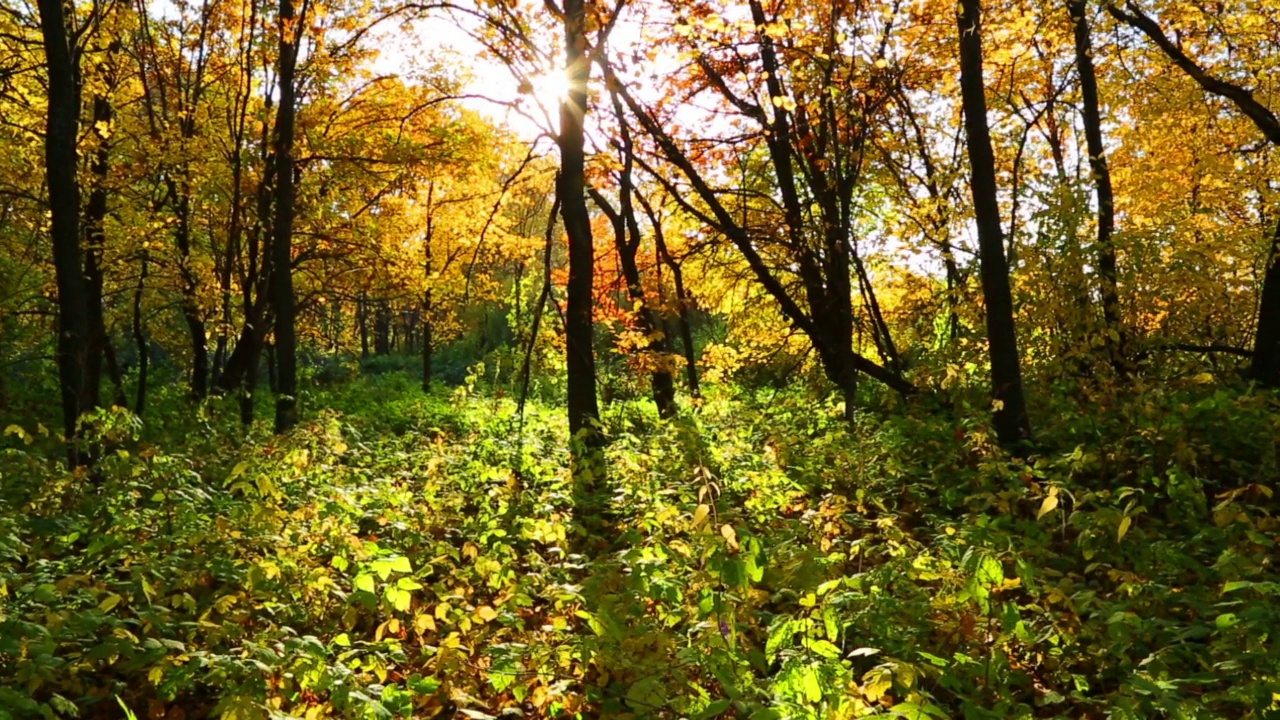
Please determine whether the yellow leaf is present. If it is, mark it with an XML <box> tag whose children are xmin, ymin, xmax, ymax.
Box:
<box><xmin>99</xmin><ymin>593</ymin><xmax>123</xmax><ymax>613</ymax></box>
<box><xmin>1192</xmin><ymin>372</ymin><xmax>1214</xmax><ymax>384</ymax></box>
<box><xmin>691</xmin><ymin>504</ymin><xmax>711</xmax><ymax>529</ymax></box>
<box><xmin>720</xmin><ymin>524</ymin><xmax>739</xmax><ymax>551</ymax></box>
<box><xmin>415</xmin><ymin>613</ymin><xmax>436</xmax><ymax>633</ymax></box>
<box><xmin>1037</xmin><ymin>490</ymin><xmax>1059</xmax><ymax>520</ymax></box>
<box><xmin>1118</xmin><ymin>516</ymin><xmax>1132</xmax><ymax>542</ymax></box>
<box><xmin>4</xmin><ymin>425</ymin><xmax>31</xmax><ymax>445</ymax></box>
<box><xmin>475</xmin><ymin>605</ymin><xmax>499</xmax><ymax>622</ymax></box>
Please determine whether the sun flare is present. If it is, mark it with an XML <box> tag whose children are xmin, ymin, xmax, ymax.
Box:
<box><xmin>519</xmin><ymin>70</ymin><xmax>572</xmax><ymax>107</ymax></box>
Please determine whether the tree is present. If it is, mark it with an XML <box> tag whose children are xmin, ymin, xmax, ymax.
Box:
<box><xmin>558</xmin><ymin>0</ymin><xmax>603</xmax><ymax>457</ymax></box>
<box><xmin>1107</xmin><ymin>0</ymin><xmax>1280</xmax><ymax>387</ymax></box>
<box><xmin>270</xmin><ymin>0</ymin><xmax>302</xmax><ymax>433</ymax></box>
<box><xmin>1068</xmin><ymin>0</ymin><xmax>1124</xmax><ymax>373</ymax></box>
<box><xmin>35</xmin><ymin>0</ymin><xmax>94</xmax><ymax>464</ymax></box>
<box><xmin>606</xmin><ymin>0</ymin><xmax>914</xmax><ymax>421</ymax></box>
<box><xmin>957</xmin><ymin>0</ymin><xmax>1032</xmax><ymax>452</ymax></box>
<box><xmin>587</xmin><ymin>96</ymin><xmax>677</xmax><ymax>417</ymax></box>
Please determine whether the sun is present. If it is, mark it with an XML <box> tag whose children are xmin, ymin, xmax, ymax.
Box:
<box><xmin>519</xmin><ymin>70</ymin><xmax>572</xmax><ymax>107</ymax></box>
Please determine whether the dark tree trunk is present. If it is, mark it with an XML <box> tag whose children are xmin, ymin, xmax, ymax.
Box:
<box><xmin>1253</xmin><ymin>217</ymin><xmax>1280</xmax><ymax>387</ymax></box>
<box><xmin>37</xmin><ymin>0</ymin><xmax>94</xmax><ymax>463</ymax></box>
<box><xmin>172</xmin><ymin>190</ymin><xmax>210</xmax><ymax>398</ymax></box>
<box><xmin>560</xmin><ymin>0</ymin><xmax>605</xmax><ymax>526</ymax></box>
<box><xmin>374</xmin><ymin>302</ymin><xmax>391</xmax><ymax>355</ymax></box>
<box><xmin>270</xmin><ymin>0</ymin><xmax>300</xmax><ymax>433</ymax></box>
<box><xmin>957</xmin><ymin>0</ymin><xmax>1033</xmax><ymax>453</ymax></box>
<box><xmin>589</xmin><ymin>182</ymin><xmax>676</xmax><ymax>417</ymax></box>
<box><xmin>85</xmin><ymin>88</ymin><xmax>127</xmax><ymax>409</ymax></box>
<box><xmin>133</xmin><ymin>253</ymin><xmax>150</xmax><ymax>416</ymax></box>
<box><xmin>266</xmin><ymin>340</ymin><xmax>278</xmax><ymax>394</ymax></box>
<box><xmin>239</xmin><ymin>335</ymin><xmax>260</xmax><ymax>428</ymax></box>
<box><xmin>638</xmin><ymin>193</ymin><xmax>700</xmax><ymax>397</ymax></box>
<box><xmin>1068</xmin><ymin>0</ymin><xmax>1124</xmax><ymax>373</ymax></box>
<box><xmin>423</xmin><ymin>213</ymin><xmax>434</xmax><ymax>392</ymax></box>
<box><xmin>358</xmin><ymin>291</ymin><xmax>370</xmax><ymax>359</ymax></box>
<box><xmin>559</xmin><ymin>0</ymin><xmax>601</xmax><ymax>443</ymax></box>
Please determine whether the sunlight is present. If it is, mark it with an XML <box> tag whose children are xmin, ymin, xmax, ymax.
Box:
<box><xmin>520</xmin><ymin>69</ymin><xmax>572</xmax><ymax>108</ymax></box>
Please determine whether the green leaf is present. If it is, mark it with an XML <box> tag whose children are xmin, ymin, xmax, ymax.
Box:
<box><xmin>890</xmin><ymin>702</ymin><xmax>948</xmax><ymax>719</ymax></box>
<box><xmin>355</xmin><ymin>574</ymin><xmax>376</xmax><ymax>594</ymax></box>
<box><xmin>694</xmin><ymin>699</ymin><xmax>732</xmax><ymax>719</ymax></box>
<box><xmin>807</xmin><ymin>639</ymin><xmax>842</xmax><ymax>659</ymax></box>
<box><xmin>801</xmin><ymin>666</ymin><xmax>822</xmax><ymax>702</ymax></box>
<box><xmin>334</xmin><ymin>633</ymin><xmax>351</xmax><ymax>647</ymax></box>
<box><xmin>390</xmin><ymin>556</ymin><xmax>413</xmax><ymax>573</ymax></box>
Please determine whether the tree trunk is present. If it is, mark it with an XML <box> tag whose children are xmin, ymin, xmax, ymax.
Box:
<box><xmin>133</xmin><ymin>252</ymin><xmax>150</xmax><ymax>416</ymax></box>
<box><xmin>85</xmin><ymin>87</ymin><xmax>127</xmax><ymax>409</ymax></box>
<box><xmin>1251</xmin><ymin>217</ymin><xmax>1280</xmax><ymax>386</ymax></box>
<box><xmin>559</xmin><ymin>25</ymin><xmax>603</xmax><ymax>448</ymax></box>
<box><xmin>358</xmin><ymin>291</ymin><xmax>370</xmax><ymax>359</ymax></box>
<box><xmin>1068</xmin><ymin>0</ymin><xmax>1124</xmax><ymax>374</ymax></box>
<box><xmin>173</xmin><ymin>191</ymin><xmax>210</xmax><ymax>398</ymax></box>
<box><xmin>957</xmin><ymin>0</ymin><xmax>1033</xmax><ymax>453</ymax></box>
<box><xmin>421</xmin><ymin>208</ymin><xmax>435</xmax><ymax>391</ymax></box>
<box><xmin>270</xmin><ymin>0</ymin><xmax>300</xmax><ymax>433</ymax></box>
<box><xmin>639</xmin><ymin>193</ymin><xmax>701</xmax><ymax>397</ymax></box>
<box><xmin>37</xmin><ymin>0</ymin><xmax>94</xmax><ymax>464</ymax></box>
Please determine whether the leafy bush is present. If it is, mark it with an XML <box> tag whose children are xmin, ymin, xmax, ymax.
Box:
<box><xmin>1</xmin><ymin>377</ymin><xmax>1277</xmax><ymax>719</ymax></box>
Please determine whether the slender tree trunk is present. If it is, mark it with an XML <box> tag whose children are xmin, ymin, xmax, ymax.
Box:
<box><xmin>639</xmin><ymin>193</ymin><xmax>701</xmax><ymax>397</ymax></box>
<box><xmin>560</xmin><ymin>0</ymin><xmax>605</xmax><ymax>532</ymax></box>
<box><xmin>172</xmin><ymin>191</ymin><xmax>211</xmax><ymax>398</ymax></box>
<box><xmin>1068</xmin><ymin>0</ymin><xmax>1124</xmax><ymax>374</ymax></box>
<box><xmin>270</xmin><ymin>0</ymin><xmax>300</xmax><ymax>433</ymax></box>
<box><xmin>358</xmin><ymin>291</ymin><xmax>370</xmax><ymax>359</ymax></box>
<box><xmin>239</xmin><ymin>336</ymin><xmax>260</xmax><ymax>427</ymax></box>
<box><xmin>37</xmin><ymin>0</ymin><xmax>93</xmax><ymax>463</ymax></box>
<box><xmin>85</xmin><ymin>86</ymin><xmax>126</xmax><ymax>409</ymax></box>
<box><xmin>375</xmin><ymin>302</ymin><xmax>390</xmax><ymax>355</ymax></box>
<box><xmin>132</xmin><ymin>252</ymin><xmax>150</xmax><ymax>415</ymax></box>
<box><xmin>589</xmin><ymin>186</ymin><xmax>676</xmax><ymax>418</ymax></box>
<box><xmin>423</xmin><ymin>213</ymin><xmax>434</xmax><ymax>392</ymax></box>
<box><xmin>957</xmin><ymin>0</ymin><xmax>1033</xmax><ymax>453</ymax></box>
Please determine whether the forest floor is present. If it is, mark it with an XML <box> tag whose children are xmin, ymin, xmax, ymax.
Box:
<box><xmin>1</xmin><ymin>372</ymin><xmax>1278</xmax><ymax>719</ymax></box>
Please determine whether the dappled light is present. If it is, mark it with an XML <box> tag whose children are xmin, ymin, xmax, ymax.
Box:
<box><xmin>2</xmin><ymin>0</ymin><xmax>1280</xmax><ymax>718</ymax></box>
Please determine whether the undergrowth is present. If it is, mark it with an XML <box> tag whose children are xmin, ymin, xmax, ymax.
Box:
<box><xmin>1</xmin><ymin>374</ymin><xmax>1278</xmax><ymax>719</ymax></box>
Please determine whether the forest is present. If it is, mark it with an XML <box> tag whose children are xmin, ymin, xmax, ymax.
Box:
<box><xmin>1</xmin><ymin>0</ymin><xmax>1279</xmax><ymax>717</ymax></box>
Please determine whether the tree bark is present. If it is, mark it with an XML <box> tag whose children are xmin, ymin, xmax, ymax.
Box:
<box><xmin>1252</xmin><ymin>217</ymin><xmax>1280</xmax><ymax>386</ymax></box>
<box><xmin>37</xmin><ymin>0</ymin><xmax>94</xmax><ymax>463</ymax></box>
<box><xmin>270</xmin><ymin>0</ymin><xmax>300</xmax><ymax>433</ymax></box>
<box><xmin>957</xmin><ymin>0</ymin><xmax>1033</xmax><ymax>453</ymax></box>
<box><xmin>637</xmin><ymin>192</ymin><xmax>700</xmax><ymax>397</ymax></box>
<box><xmin>1068</xmin><ymin>0</ymin><xmax>1124</xmax><ymax>373</ymax></box>
<box><xmin>133</xmin><ymin>252</ymin><xmax>150</xmax><ymax>416</ymax></box>
<box><xmin>559</xmin><ymin>0</ymin><xmax>602</xmax><ymax>452</ymax></box>
<box><xmin>423</xmin><ymin>204</ymin><xmax>434</xmax><ymax>392</ymax></box>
